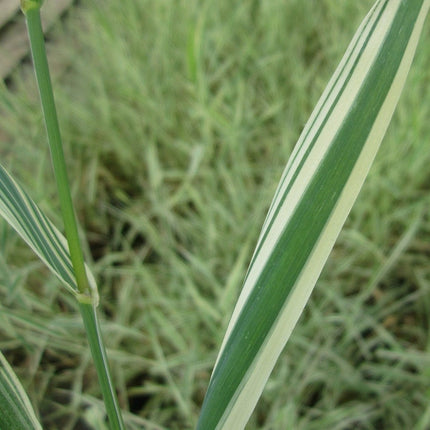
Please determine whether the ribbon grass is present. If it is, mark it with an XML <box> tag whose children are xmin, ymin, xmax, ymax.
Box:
<box><xmin>0</xmin><ymin>0</ymin><xmax>428</xmax><ymax>428</ymax></box>
<box><xmin>197</xmin><ymin>1</ymin><xmax>430</xmax><ymax>428</ymax></box>
<box><xmin>0</xmin><ymin>1</ymin><xmax>125</xmax><ymax>428</ymax></box>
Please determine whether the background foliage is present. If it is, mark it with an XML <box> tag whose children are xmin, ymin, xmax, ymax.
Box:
<box><xmin>1</xmin><ymin>0</ymin><xmax>430</xmax><ymax>428</ymax></box>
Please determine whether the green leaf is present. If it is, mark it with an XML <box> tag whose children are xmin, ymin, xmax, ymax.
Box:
<box><xmin>0</xmin><ymin>350</ymin><xmax>43</xmax><ymax>430</ymax></box>
<box><xmin>197</xmin><ymin>0</ymin><xmax>430</xmax><ymax>429</ymax></box>
<box><xmin>0</xmin><ymin>163</ymin><xmax>98</xmax><ymax>305</ymax></box>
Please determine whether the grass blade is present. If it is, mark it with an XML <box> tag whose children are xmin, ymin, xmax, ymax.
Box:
<box><xmin>197</xmin><ymin>1</ymin><xmax>430</xmax><ymax>428</ymax></box>
<box><xmin>0</xmin><ymin>163</ymin><xmax>98</xmax><ymax>305</ymax></box>
<box><xmin>0</xmin><ymin>350</ymin><xmax>43</xmax><ymax>430</ymax></box>
<box><xmin>0</xmin><ymin>164</ymin><xmax>129</xmax><ymax>426</ymax></box>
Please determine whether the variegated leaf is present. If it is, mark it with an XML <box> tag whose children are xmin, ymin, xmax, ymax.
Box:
<box><xmin>0</xmin><ymin>163</ymin><xmax>98</xmax><ymax>305</ymax></box>
<box><xmin>197</xmin><ymin>1</ymin><xmax>430</xmax><ymax>428</ymax></box>
<box><xmin>0</xmin><ymin>350</ymin><xmax>43</xmax><ymax>430</ymax></box>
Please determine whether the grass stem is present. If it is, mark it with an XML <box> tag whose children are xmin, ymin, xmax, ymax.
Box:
<box><xmin>24</xmin><ymin>6</ymin><xmax>89</xmax><ymax>296</ymax></box>
<box><xmin>79</xmin><ymin>303</ymin><xmax>126</xmax><ymax>430</ymax></box>
<box><xmin>23</xmin><ymin>5</ymin><xmax>126</xmax><ymax>429</ymax></box>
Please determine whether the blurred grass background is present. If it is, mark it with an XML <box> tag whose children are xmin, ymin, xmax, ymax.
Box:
<box><xmin>1</xmin><ymin>0</ymin><xmax>430</xmax><ymax>428</ymax></box>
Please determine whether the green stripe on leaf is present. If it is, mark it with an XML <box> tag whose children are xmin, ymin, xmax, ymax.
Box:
<box><xmin>197</xmin><ymin>1</ymin><xmax>430</xmax><ymax>428</ymax></box>
<box><xmin>0</xmin><ymin>164</ymin><xmax>98</xmax><ymax>305</ymax></box>
<box><xmin>0</xmin><ymin>350</ymin><xmax>43</xmax><ymax>430</ymax></box>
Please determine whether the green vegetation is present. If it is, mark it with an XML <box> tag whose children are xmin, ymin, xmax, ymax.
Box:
<box><xmin>21</xmin><ymin>4</ymin><xmax>124</xmax><ymax>428</ymax></box>
<box><xmin>1</xmin><ymin>0</ymin><xmax>430</xmax><ymax>429</ymax></box>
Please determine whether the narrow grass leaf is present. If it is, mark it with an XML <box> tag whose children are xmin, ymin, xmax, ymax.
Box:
<box><xmin>0</xmin><ymin>350</ymin><xmax>43</xmax><ymax>430</ymax></box>
<box><xmin>0</xmin><ymin>163</ymin><xmax>98</xmax><ymax>304</ymax></box>
<box><xmin>197</xmin><ymin>1</ymin><xmax>430</xmax><ymax>429</ymax></box>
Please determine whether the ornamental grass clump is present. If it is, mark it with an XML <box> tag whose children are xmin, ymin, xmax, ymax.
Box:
<box><xmin>0</xmin><ymin>0</ymin><xmax>429</xmax><ymax>429</ymax></box>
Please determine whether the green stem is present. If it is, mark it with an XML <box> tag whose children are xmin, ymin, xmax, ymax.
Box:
<box><xmin>23</xmin><ymin>6</ymin><xmax>126</xmax><ymax>429</ymax></box>
<box><xmin>80</xmin><ymin>303</ymin><xmax>126</xmax><ymax>430</ymax></box>
<box><xmin>24</xmin><ymin>6</ymin><xmax>89</xmax><ymax>296</ymax></box>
